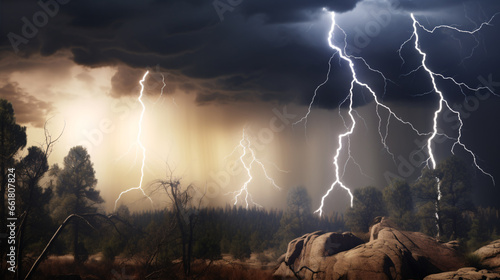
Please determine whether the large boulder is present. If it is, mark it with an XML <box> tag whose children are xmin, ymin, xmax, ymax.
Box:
<box><xmin>369</xmin><ymin>216</ymin><xmax>394</xmax><ymax>241</ymax></box>
<box><xmin>423</xmin><ymin>267</ymin><xmax>500</xmax><ymax>280</ymax></box>
<box><xmin>475</xmin><ymin>239</ymin><xmax>500</xmax><ymax>272</ymax></box>
<box><xmin>274</xmin><ymin>217</ymin><xmax>465</xmax><ymax>280</ymax></box>
<box><xmin>273</xmin><ymin>231</ymin><xmax>364</xmax><ymax>279</ymax></box>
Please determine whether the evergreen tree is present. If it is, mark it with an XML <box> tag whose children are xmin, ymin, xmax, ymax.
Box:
<box><xmin>412</xmin><ymin>167</ymin><xmax>441</xmax><ymax>237</ymax></box>
<box><xmin>16</xmin><ymin>146</ymin><xmax>52</xmax><ymax>278</ymax></box>
<box><xmin>437</xmin><ymin>156</ymin><xmax>474</xmax><ymax>238</ymax></box>
<box><xmin>275</xmin><ymin>186</ymin><xmax>312</xmax><ymax>252</ymax></box>
<box><xmin>383</xmin><ymin>180</ymin><xmax>416</xmax><ymax>230</ymax></box>
<box><xmin>413</xmin><ymin>156</ymin><xmax>474</xmax><ymax>239</ymax></box>
<box><xmin>50</xmin><ymin>146</ymin><xmax>103</xmax><ymax>263</ymax></box>
<box><xmin>0</xmin><ymin>99</ymin><xmax>27</xmax><ymax>272</ymax></box>
<box><xmin>230</xmin><ymin>231</ymin><xmax>251</xmax><ymax>260</ymax></box>
<box><xmin>346</xmin><ymin>186</ymin><xmax>386</xmax><ymax>232</ymax></box>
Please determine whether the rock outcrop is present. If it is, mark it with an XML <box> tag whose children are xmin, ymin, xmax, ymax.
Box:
<box><xmin>274</xmin><ymin>231</ymin><xmax>364</xmax><ymax>278</ymax></box>
<box><xmin>423</xmin><ymin>267</ymin><xmax>500</xmax><ymax>280</ymax></box>
<box><xmin>475</xmin><ymin>239</ymin><xmax>500</xmax><ymax>272</ymax></box>
<box><xmin>274</xmin><ymin>217</ymin><xmax>466</xmax><ymax>280</ymax></box>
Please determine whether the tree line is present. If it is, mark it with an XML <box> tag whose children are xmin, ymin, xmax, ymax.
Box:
<box><xmin>346</xmin><ymin>156</ymin><xmax>500</xmax><ymax>249</ymax></box>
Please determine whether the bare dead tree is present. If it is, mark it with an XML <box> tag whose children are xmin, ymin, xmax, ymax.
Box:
<box><xmin>148</xmin><ymin>164</ymin><xmax>206</xmax><ymax>278</ymax></box>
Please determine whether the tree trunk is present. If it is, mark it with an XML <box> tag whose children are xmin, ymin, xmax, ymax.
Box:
<box><xmin>73</xmin><ymin>197</ymin><xmax>80</xmax><ymax>264</ymax></box>
<box><xmin>170</xmin><ymin>183</ymin><xmax>190</xmax><ymax>276</ymax></box>
<box><xmin>73</xmin><ymin>219</ymin><xmax>79</xmax><ymax>263</ymax></box>
<box><xmin>186</xmin><ymin>216</ymin><xmax>194</xmax><ymax>276</ymax></box>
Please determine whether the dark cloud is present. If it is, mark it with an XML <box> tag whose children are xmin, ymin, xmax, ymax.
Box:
<box><xmin>1</xmin><ymin>0</ymin><xmax>500</xmax><ymax>210</ymax></box>
<box><xmin>390</xmin><ymin>0</ymin><xmax>471</xmax><ymax>11</ymax></box>
<box><xmin>110</xmin><ymin>65</ymin><xmax>146</xmax><ymax>98</ymax></box>
<box><xmin>390</xmin><ymin>0</ymin><xmax>499</xmax><ymax>11</ymax></box>
<box><xmin>0</xmin><ymin>82</ymin><xmax>54</xmax><ymax>128</ymax></box>
<box><xmin>0</xmin><ymin>0</ymin><xmax>352</xmax><ymax>107</ymax></box>
<box><xmin>237</xmin><ymin>0</ymin><xmax>362</xmax><ymax>23</ymax></box>
<box><xmin>0</xmin><ymin>0</ymin><xmax>499</xmax><ymax>109</ymax></box>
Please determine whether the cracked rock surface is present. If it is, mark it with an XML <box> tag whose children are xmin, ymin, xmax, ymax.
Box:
<box><xmin>475</xmin><ymin>239</ymin><xmax>500</xmax><ymax>272</ymax></box>
<box><xmin>424</xmin><ymin>267</ymin><xmax>500</xmax><ymax>280</ymax></box>
<box><xmin>274</xmin><ymin>217</ymin><xmax>468</xmax><ymax>280</ymax></box>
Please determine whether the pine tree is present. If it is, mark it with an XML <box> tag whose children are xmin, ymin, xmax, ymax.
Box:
<box><xmin>383</xmin><ymin>180</ymin><xmax>416</xmax><ymax>230</ymax></box>
<box><xmin>346</xmin><ymin>186</ymin><xmax>386</xmax><ymax>232</ymax></box>
<box><xmin>0</xmin><ymin>99</ymin><xmax>27</xmax><ymax>273</ymax></box>
<box><xmin>50</xmin><ymin>146</ymin><xmax>103</xmax><ymax>263</ymax></box>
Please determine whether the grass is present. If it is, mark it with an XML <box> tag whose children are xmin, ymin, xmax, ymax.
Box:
<box><xmin>24</xmin><ymin>256</ymin><xmax>276</xmax><ymax>280</ymax></box>
<box><xmin>189</xmin><ymin>262</ymin><xmax>275</xmax><ymax>280</ymax></box>
<box><xmin>25</xmin><ymin>257</ymin><xmax>144</xmax><ymax>280</ymax></box>
<box><xmin>464</xmin><ymin>252</ymin><xmax>487</xmax><ymax>270</ymax></box>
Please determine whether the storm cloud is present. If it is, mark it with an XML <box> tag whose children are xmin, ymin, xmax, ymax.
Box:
<box><xmin>0</xmin><ymin>82</ymin><xmax>54</xmax><ymax>127</ymax></box>
<box><xmin>1</xmin><ymin>0</ymin><xmax>499</xmax><ymax>108</ymax></box>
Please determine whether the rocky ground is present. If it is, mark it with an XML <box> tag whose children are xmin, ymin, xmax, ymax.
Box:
<box><xmin>274</xmin><ymin>217</ymin><xmax>500</xmax><ymax>280</ymax></box>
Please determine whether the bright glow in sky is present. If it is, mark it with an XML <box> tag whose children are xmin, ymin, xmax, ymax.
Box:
<box><xmin>9</xmin><ymin>56</ymin><xmax>383</xmax><ymax>213</ymax></box>
<box><xmin>3</xmin><ymin>0</ymin><xmax>499</xmax><ymax>213</ymax></box>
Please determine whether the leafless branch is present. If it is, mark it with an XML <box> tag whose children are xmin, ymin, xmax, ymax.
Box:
<box><xmin>42</xmin><ymin>117</ymin><xmax>65</xmax><ymax>157</ymax></box>
<box><xmin>23</xmin><ymin>213</ymin><xmax>132</xmax><ymax>280</ymax></box>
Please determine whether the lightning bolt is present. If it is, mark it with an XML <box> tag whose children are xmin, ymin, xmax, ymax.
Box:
<box><xmin>153</xmin><ymin>72</ymin><xmax>167</xmax><ymax>104</ymax></box>
<box><xmin>115</xmin><ymin>71</ymin><xmax>154</xmax><ymax>210</ymax></box>
<box><xmin>403</xmin><ymin>13</ymin><xmax>496</xmax><ymax>236</ymax></box>
<box><xmin>227</xmin><ymin>129</ymin><xmax>282</xmax><ymax>208</ymax></box>
<box><xmin>302</xmin><ymin>10</ymin><xmax>496</xmax><ymax>218</ymax></box>
<box><xmin>293</xmin><ymin>51</ymin><xmax>336</xmax><ymax>138</ymax></box>
<box><xmin>305</xmin><ymin>12</ymin><xmax>427</xmax><ymax>216</ymax></box>
<box><xmin>116</xmin><ymin>71</ymin><xmax>169</xmax><ymax>171</ymax></box>
<box><xmin>151</xmin><ymin>71</ymin><xmax>178</xmax><ymax>107</ymax></box>
<box><xmin>403</xmin><ymin>13</ymin><xmax>496</xmax><ymax>180</ymax></box>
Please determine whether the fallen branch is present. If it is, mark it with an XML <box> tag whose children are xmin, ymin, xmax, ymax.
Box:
<box><xmin>24</xmin><ymin>213</ymin><xmax>131</xmax><ymax>280</ymax></box>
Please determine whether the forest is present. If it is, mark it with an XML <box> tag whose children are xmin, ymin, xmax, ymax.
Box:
<box><xmin>1</xmin><ymin>97</ymin><xmax>500</xmax><ymax>279</ymax></box>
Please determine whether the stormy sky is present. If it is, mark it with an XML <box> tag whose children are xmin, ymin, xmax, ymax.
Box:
<box><xmin>1</xmin><ymin>0</ymin><xmax>499</xmax><ymax>213</ymax></box>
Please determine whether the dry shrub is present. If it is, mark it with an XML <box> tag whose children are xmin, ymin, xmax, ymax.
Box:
<box><xmin>30</xmin><ymin>256</ymin><xmax>274</xmax><ymax>280</ymax></box>
<box><xmin>194</xmin><ymin>263</ymin><xmax>275</xmax><ymax>280</ymax></box>
<box><xmin>30</xmin><ymin>257</ymin><xmax>140</xmax><ymax>280</ymax></box>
